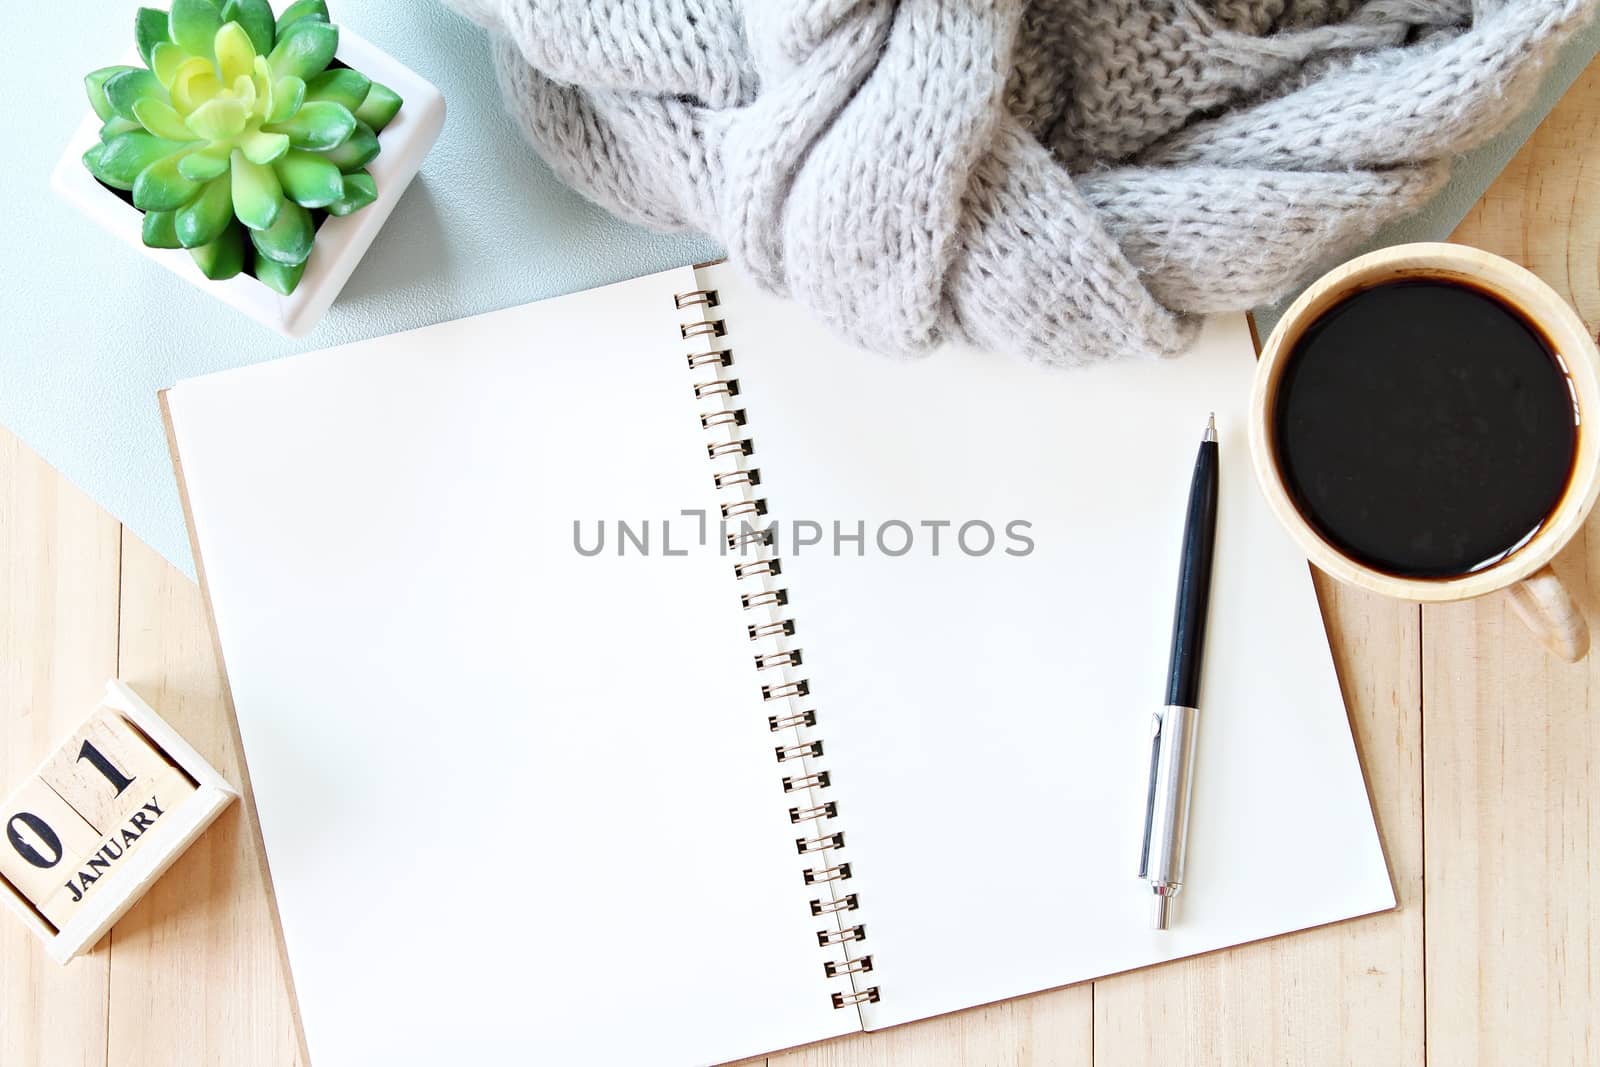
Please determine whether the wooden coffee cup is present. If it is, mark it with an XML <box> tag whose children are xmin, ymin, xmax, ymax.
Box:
<box><xmin>1249</xmin><ymin>242</ymin><xmax>1600</xmax><ymax>662</ymax></box>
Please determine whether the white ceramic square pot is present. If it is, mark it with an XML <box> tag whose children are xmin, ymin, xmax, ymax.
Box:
<box><xmin>51</xmin><ymin>27</ymin><xmax>444</xmax><ymax>338</ymax></box>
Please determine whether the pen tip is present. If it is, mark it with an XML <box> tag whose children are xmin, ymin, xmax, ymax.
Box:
<box><xmin>1203</xmin><ymin>413</ymin><xmax>1217</xmax><ymax>444</ymax></box>
<box><xmin>1152</xmin><ymin>894</ymin><xmax>1170</xmax><ymax>930</ymax></box>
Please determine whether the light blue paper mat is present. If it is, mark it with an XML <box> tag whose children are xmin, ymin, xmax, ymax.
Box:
<box><xmin>2</xmin><ymin>3</ymin><xmax>1595</xmax><ymax>576</ymax></box>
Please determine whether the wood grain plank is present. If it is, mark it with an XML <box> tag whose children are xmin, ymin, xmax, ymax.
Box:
<box><xmin>770</xmin><ymin>987</ymin><xmax>1091</xmax><ymax>1067</ymax></box>
<box><xmin>0</xmin><ymin>426</ymin><xmax>120</xmax><ymax>1067</ymax></box>
<box><xmin>1423</xmin><ymin>54</ymin><xmax>1600</xmax><ymax>1066</ymax></box>
<box><xmin>105</xmin><ymin>532</ymin><xmax>305</xmax><ymax>1067</ymax></box>
<box><xmin>1092</xmin><ymin>576</ymin><xmax>1424</xmax><ymax>1066</ymax></box>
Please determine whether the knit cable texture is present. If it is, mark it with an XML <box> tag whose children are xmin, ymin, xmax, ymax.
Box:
<box><xmin>447</xmin><ymin>0</ymin><xmax>1598</xmax><ymax>366</ymax></box>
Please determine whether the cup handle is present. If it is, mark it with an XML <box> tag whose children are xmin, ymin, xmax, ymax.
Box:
<box><xmin>1505</xmin><ymin>565</ymin><xmax>1589</xmax><ymax>662</ymax></box>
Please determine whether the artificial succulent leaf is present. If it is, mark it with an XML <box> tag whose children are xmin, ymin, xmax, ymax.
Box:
<box><xmin>99</xmin><ymin>116</ymin><xmax>143</xmax><ymax>142</ymax></box>
<box><xmin>170</xmin><ymin>0</ymin><xmax>223</xmax><ymax>60</ymax></box>
<box><xmin>131</xmin><ymin>97</ymin><xmax>194</xmax><ymax>142</ymax></box>
<box><xmin>176</xmin><ymin>175</ymin><xmax>234</xmax><ymax>247</ymax></box>
<box><xmin>151</xmin><ymin>43</ymin><xmax>186</xmax><ymax>88</ymax></box>
<box><xmin>81</xmin><ymin>144</ymin><xmax>114</xmax><ymax>187</ymax></box>
<box><xmin>188</xmin><ymin>220</ymin><xmax>246</xmax><ymax>279</ymax></box>
<box><xmin>267</xmin><ymin>19</ymin><xmax>338</xmax><ymax>83</ymax></box>
<box><xmin>85</xmin><ymin>66</ymin><xmax>135</xmax><ymax>121</ymax></box>
<box><xmin>274</xmin><ymin>0</ymin><xmax>329</xmax><ymax>35</ymax></box>
<box><xmin>250</xmin><ymin>199</ymin><xmax>315</xmax><ymax>265</ymax></box>
<box><xmin>134</xmin><ymin>8</ymin><xmax>171</xmax><ymax>67</ymax></box>
<box><xmin>353</xmin><ymin>82</ymin><xmax>402</xmax><ymax>132</ymax></box>
<box><xmin>252</xmin><ymin>55</ymin><xmax>273</xmax><ymax>103</ymax></box>
<box><xmin>171</xmin><ymin>58</ymin><xmax>222</xmax><ymax>114</ymax></box>
<box><xmin>240</xmin><ymin>128</ymin><xmax>290</xmax><ymax>164</ymax></box>
<box><xmin>254</xmin><ymin>255</ymin><xmax>306</xmax><ymax>295</ymax></box>
<box><xmin>305</xmin><ymin>68</ymin><xmax>370</xmax><ymax>111</ymax></box>
<box><xmin>230</xmin><ymin>149</ymin><xmax>283</xmax><ymax>230</ymax></box>
<box><xmin>326</xmin><ymin>168</ymin><xmax>376</xmax><ymax>216</ymax></box>
<box><xmin>268</xmin><ymin>76</ymin><xmax>305</xmax><ymax>124</ymax></box>
<box><xmin>267</xmin><ymin>100</ymin><xmax>355</xmax><ymax>150</ymax></box>
<box><xmin>105</xmin><ymin>69</ymin><xmax>166</xmax><ymax>122</ymax></box>
<box><xmin>178</xmin><ymin>143</ymin><xmax>232</xmax><ymax>180</ymax></box>
<box><xmin>319</xmin><ymin>120</ymin><xmax>378</xmax><ymax>171</ymax></box>
<box><xmin>275</xmin><ymin>149</ymin><xmax>343</xmax><ymax>208</ymax></box>
<box><xmin>221</xmin><ymin>0</ymin><xmax>275</xmax><ymax>56</ymax></box>
<box><xmin>86</xmin><ymin>131</ymin><xmax>186</xmax><ymax>189</ymax></box>
<box><xmin>215</xmin><ymin>22</ymin><xmax>257</xmax><ymax>84</ymax></box>
<box><xmin>141</xmin><ymin>209</ymin><xmax>183</xmax><ymax>249</ymax></box>
<box><xmin>186</xmin><ymin>96</ymin><xmax>249</xmax><ymax>141</ymax></box>
<box><xmin>133</xmin><ymin>150</ymin><xmax>205</xmax><ymax>211</ymax></box>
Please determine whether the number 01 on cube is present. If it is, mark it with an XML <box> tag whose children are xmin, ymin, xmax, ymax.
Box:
<box><xmin>0</xmin><ymin>681</ymin><xmax>237</xmax><ymax>963</ymax></box>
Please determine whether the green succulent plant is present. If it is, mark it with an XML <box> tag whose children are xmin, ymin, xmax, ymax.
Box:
<box><xmin>81</xmin><ymin>0</ymin><xmax>402</xmax><ymax>294</ymax></box>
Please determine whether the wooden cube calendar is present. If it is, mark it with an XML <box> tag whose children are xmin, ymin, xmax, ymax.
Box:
<box><xmin>0</xmin><ymin>681</ymin><xmax>237</xmax><ymax>963</ymax></box>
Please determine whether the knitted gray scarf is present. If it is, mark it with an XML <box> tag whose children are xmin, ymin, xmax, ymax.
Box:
<box><xmin>447</xmin><ymin>0</ymin><xmax>1596</xmax><ymax>366</ymax></box>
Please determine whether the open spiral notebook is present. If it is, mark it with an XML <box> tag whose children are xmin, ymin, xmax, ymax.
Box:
<box><xmin>162</xmin><ymin>262</ymin><xmax>1393</xmax><ymax>1065</ymax></box>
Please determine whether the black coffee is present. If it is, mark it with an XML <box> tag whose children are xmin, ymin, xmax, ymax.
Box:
<box><xmin>1274</xmin><ymin>278</ymin><xmax>1578</xmax><ymax>579</ymax></box>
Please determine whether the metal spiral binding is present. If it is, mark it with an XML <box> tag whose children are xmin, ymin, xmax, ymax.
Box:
<box><xmin>754</xmin><ymin>648</ymin><xmax>801</xmax><ymax>669</ymax></box>
<box><xmin>769</xmin><ymin>709</ymin><xmax>816</xmax><ymax>731</ymax></box>
<box><xmin>729</xmin><ymin>527</ymin><xmax>775</xmax><ymax>551</ymax></box>
<box><xmin>694</xmin><ymin>378</ymin><xmax>740</xmax><ymax>400</ymax></box>
<box><xmin>750</xmin><ymin>619</ymin><xmax>795</xmax><ymax>640</ymax></box>
<box><xmin>676</xmin><ymin>283</ymin><xmax>879</xmax><ymax>1013</ymax></box>
<box><xmin>738</xmin><ymin>559</ymin><xmax>782</xmax><ymax>580</ymax></box>
<box><xmin>817</xmin><ymin>926</ymin><xmax>866</xmax><ymax>946</ymax></box>
<box><xmin>687</xmin><ymin>350</ymin><xmax>732</xmax><ymax>369</ymax></box>
<box><xmin>776</xmin><ymin>740</ymin><xmax>823</xmax><ymax>762</ymax></box>
<box><xmin>715</xmin><ymin>468</ymin><xmax>761</xmax><ymax>490</ymax></box>
<box><xmin>708</xmin><ymin>438</ymin><xmax>753</xmax><ymax>459</ymax></box>
<box><xmin>825</xmin><ymin>956</ymin><xmax>873</xmax><ymax>977</ymax></box>
<box><xmin>793</xmin><ymin>802</ymin><xmax>839</xmax><ymax>823</ymax></box>
<box><xmin>803</xmin><ymin>862</ymin><xmax>850</xmax><ymax>883</ymax></box>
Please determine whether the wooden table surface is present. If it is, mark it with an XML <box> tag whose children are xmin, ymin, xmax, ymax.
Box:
<box><xmin>6</xmin><ymin>62</ymin><xmax>1600</xmax><ymax>1067</ymax></box>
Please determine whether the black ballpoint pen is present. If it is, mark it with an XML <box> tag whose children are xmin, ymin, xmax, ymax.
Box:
<box><xmin>1138</xmin><ymin>414</ymin><xmax>1219</xmax><ymax>930</ymax></box>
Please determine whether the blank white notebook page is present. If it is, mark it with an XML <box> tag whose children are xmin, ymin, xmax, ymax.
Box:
<box><xmin>708</xmin><ymin>264</ymin><xmax>1395</xmax><ymax>1029</ymax></box>
<box><xmin>165</xmin><ymin>269</ymin><xmax>857</xmax><ymax>1065</ymax></box>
